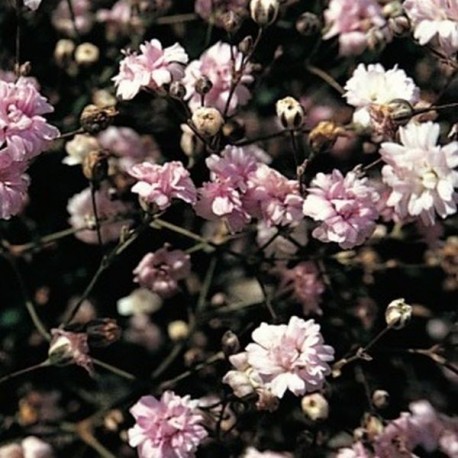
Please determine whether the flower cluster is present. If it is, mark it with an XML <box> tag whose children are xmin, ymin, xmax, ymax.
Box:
<box><xmin>0</xmin><ymin>77</ymin><xmax>59</xmax><ymax>220</ymax></box>
<box><xmin>128</xmin><ymin>391</ymin><xmax>208</xmax><ymax>458</ymax></box>
<box><xmin>302</xmin><ymin>170</ymin><xmax>380</xmax><ymax>249</ymax></box>
<box><xmin>113</xmin><ymin>39</ymin><xmax>188</xmax><ymax>100</ymax></box>
<box><xmin>133</xmin><ymin>244</ymin><xmax>191</xmax><ymax>298</ymax></box>
<box><xmin>404</xmin><ymin>0</ymin><xmax>458</xmax><ymax>56</ymax></box>
<box><xmin>183</xmin><ymin>41</ymin><xmax>254</xmax><ymax>115</ymax></box>
<box><xmin>224</xmin><ymin>316</ymin><xmax>334</xmax><ymax>399</ymax></box>
<box><xmin>195</xmin><ymin>145</ymin><xmax>302</xmax><ymax>232</ymax></box>
<box><xmin>129</xmin><ymin>161</ymin><xmax>197</xmax><ymax>211</ymax></box>
<box><xmin>380</xmin><ymin>121</ymin><xmax>458</xmax><ymax>225</ymax></box>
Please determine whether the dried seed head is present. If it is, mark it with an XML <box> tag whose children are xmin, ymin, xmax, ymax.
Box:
<box><xmin>82</xmin><ymin>149</ymin><xmax>109</xmax><ymax>183</ymax></box>
<box><xmin>80</xmin><ymin>104</ymin><xmax>118</xmax><ymax>134</ymax></box>
<box><xmin>195</xmin><ymin>76</ymin><xmax>213</xmax><ymax>96</ymax></box>
<box><xmin>86</xmin><ymin>318</ymin><xmax>122</xmax><ymax>347</ymax></box>
<box><xmin>169</xmin><ymin>81</ymin><xmax>187</xmax><ymax>99</ymax></box>
<box><xmin>296</xmin><ymin>12</ymin><xmax>322</xmax><ymax>36</ymax></box>
<box><xmin>308</xmin><ymin>121</ymin><xmax>346</xmax><ymax>152</ymax></box>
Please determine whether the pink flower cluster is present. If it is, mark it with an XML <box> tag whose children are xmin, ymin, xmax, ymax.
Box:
<box><xmin>128</xmin><ymin>391</ymin><xmax>208</xmax><ymax>458</ymax></box>
<box><xmin>113</xmin><ymin>39</ymin><xmax>188</xmax><ymax>100</ymax></box>
<box><xmin>337</xmin><ymin>400</ymin><xmax>458</xmax><ymax>458</ymax></box>
<box><xmin>303</xmin><ymin>170</ymin><xmax>380</xmax><ymax>249</ymax></box>
<box><xmin>195</xmin><ymin>146</ymin><xmax>302</xmax><ymax>232</ymax></box>
<box><xmin>323</xmin><ymin>0</ymin><xmax>390</xmax><ymax>56</ymax></box>
<box><xmin>404</xmin><ymin>0</ymin><xmax>458</xmax><ymax>56</ymax></box>
<box><xmin>0</xmin><ymin>77</ymin><xmax>59</xmax><ymax>220</ymax></box>
<box><xmin>224</xmin><ymin>316</ymin><xmax>335</xmax><ymax>399</ymax></box>
<box><xmin>129</xmin><ymin>161</ymin><xmax>197</xmax><ymax>211</ymax></box>
<box><xmin>278</xmin><ymin>261</ymin><xmax>325</xmax><ymax>316</ymax></box>
<box><xmin>183</xmin><ymin>41</ymin><xmax>253</xmax><ymax>115</ymax></box>
<box><xmin>0</xmin><ymin>436</ymin><xmax>54</xmax><ymax>458</ymax></box>
<box><xmin>67</xmin><ymin>185</ymin><xmax>132</xmax><ymax>244</ymax></box>
<box><xmin>133</xmin><ymin>244</ymin><xmax>191</xmax><ymax>298</ymax></box>
<box><xmin>380</xmin><ymin>121</ymin><xmax>458</xmax><ymax>226</ymax></box>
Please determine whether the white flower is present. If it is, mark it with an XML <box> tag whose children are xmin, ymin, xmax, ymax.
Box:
<box><xmin>116</xmin><ymin>288</ymin><xmax>162</xmax><ymax>316</ymax></box>
<box><xmin>344</xmin><ymin>64</ymin><xmax>419</xmax><ymax>128</ymax></box>
<box><xmin>380</xmin><ymin>121</ymin><xmax>458</xmax><ymax>225</ymax></box>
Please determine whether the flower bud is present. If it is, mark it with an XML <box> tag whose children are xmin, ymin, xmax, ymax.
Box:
<box><xmin>168</xmin><ymin>320</ymin><xmax>190</xmax><ymax>341</ymax></box>
<box><xmin>238</xmin><ymin>36</ymin><xmax>254</xmax><ymax>55</ymax></box>
<box><xmin>308</xmin><ymin>120</ymin><xmax>346</xmax><ymax>152</ymax></box>
<box><xmin>276</xmin><ymin>96</ymin><xmax>305</xmax><ymax>130</ymax></box>
<box><xmin>54</xmin><ymin>39</ymin><xmax>75</xmax><ymax>66</ymax></box>
<box><xmin>382</xmin><ymin>1</ymin><xmax>403</xmax><ymax>18</ymax></box>
<box><xmin>296</xmin><ymin>12</ymin><xmax>322</xmax><ymax>36</ymax></box>
<box><xmin>372</xmin><ymin>390</ymin><xmax>390</xmax><ymax>409</ymax></box>
<box><xmin>169</xmin><ymin>81</ymin><xmax>187</xmax><ymax>99</ymax></box>
<box><xmin>385</xmin><ymin>298</ymin><xmax>412</xmax><ymax>329</ymax></box>
<box><xmin>82</xmin><ymin>149</ymin><xmax>109</xmax><ymax>183</ymax></box>
<box><xmin>191</xmin><ymin>107</ymin><xmax>224</xmax><ymax>137</ymax></box>
<box><xmin>195</xmin><ymin>76</ymin><xmax>213</xmax><ymax>96</ymax></box>
<box><xmin>388</xmin><ymin>15</ymin><xmax>411</xmax><ymax>37</ymax></box>
<box><xmin>366</xmin><ymin>27</ymin><xmax>386</xmax><ymax>52</ymax></box>
<box><xmin>80</xmin><ymin>104</ymin><xmax>118</xmax><ymax>134</ymax></box>
<box><xmin>363</xmin><ymin>414</ymin><xmax>384</xmax><ymax>441</ymax></box>
<box><xmin>256</xmin><ymin>387</ymin><xmax>279</xmax><ymax>412</ymax></box>
<box><xmin>250</xmin><ymin>0</ymin><xmax>280</xmax><ymax>27</ymax></box>
<box><xmin>386</xmin><ymin>99</ymin><xmax>414</xmax><ymax>125</ymax></box>
<box><xmin>221</xmin><ymin>330</ymin><xmax>240</xmax><ymax>357</ymax></box>
<box><xmin>86</xmin><ymin>318</ymin><xmax>121</xmax><ymax>347</ymax></box>
<box><xmin>301</xmin><ymin>393</ymin><xmax>329</xmax><ymax>421</ymax></box>
<box><xmin>222</xmin><ymin>11</ymin><xmax>242</xmax><ymax>33</ymax></box>
<box><xmin>48</xmin><ymin>329</ymin><xmax>93</xmax><ymax>374</ymax></box>
<box><xmin>75</xmin><ymin>42</ymin><xmax>100</xmax><ymax>66</ymax></box>
<box><xmin>92</xmin><ymin>89</ymin><xmax>117</xmax><ymax>108</ymax></box>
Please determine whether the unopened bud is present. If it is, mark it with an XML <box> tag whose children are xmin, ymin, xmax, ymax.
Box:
<box><xmin>301</xmin><ymin>393</ymin><xmax>329</xmax><ymax>421</ymax></box>
<box><xmin>75</xmin><ymin>42</ymin><xmax>100</xmax><ymax>66</ymax></box>
<box><xmin>82</xmin><ymin>149</ymin><xmax>109</xmax><ymax>183</ymax></box>
<box><xmin>18</xmin><ymin>61</ymin><xmax>32</xmax><ymax>77</ymax></box>
<box><xmin>250</xmin><ymin>0</ymin><xmax>280</xmax><ymax>27</ymax></box>
<box><xmin>382</xmin><ymin>1</ymin><xmax>403</xmax><ymax>18</ymax></box>
<box><xmin>86</xmin><ymin>318</ymin><xmax>121</xmax><ymax>347</ymax></box>
<box><xmin>388</xmin><ymin>15</ymin><xmax>411</xmax><ymax>37</ymax></box>
<box><xmin>372</xmin><ymin>390</ymin><xmax>390</xmax><ymax>409</ymax></box>
<box><xmin>195</xmin><ymin>76</ymin><xmax>213</xmax><ymax>96</ymax></box>
<box><xmin>295</xmin><ymin>12</ymin><xmax>322</xmax><ymax>36</ymax></box>
<box><xmin>238</xmin><ymin>36</ymin><xmax>254</xmax><ymax>55</ymax></box>
<box><xmin>222</xmin><ymin>11</ymin><xmax>242</xmax><ymax>33</ymax></box>
<box><xmin>80</xmin><ymin>104</ymin><xmax>118</xmax><ymax>134</ymax></box>
<box><xmin>386</xmin><ymin>99</ymin><xmax>414</xmax><ymax>125</ymax></box>
<box><xmin>363</xmin><ymin>414</ymin><xmax>384</xmax><ymax>441</ymax></box>
<box><xmin>168</xmin><ymin>320</ymin><xmax>190</xmax><ymax>341</ymax></box>
<box><xmin>169</xmin><ymin>81</ymin><xmax>187</xmax><ymax>99</ymax></box>
<box><xmin>366</xmin><ymin>27</ymin><xmax>386</xmax><ymax>52</ymax></box>
<box><xmin>385</xmin><ymin>298</ymin><xmax>412</xmax><ymax>329</ymax></box>
<box><xmin>222</xmin><ymin>330</ymin><xmax>240</xmax><ymax>357</ymax></box>
<box><xmin>308</xmin><ymin>120</ymin><xmax>346</xmax><ymax>152</ymax></box>
<box><xmin>276</xmin><ymin>96</ymin><xmax>305</xmax><ymax>130</ymax></box>
<box><xmin>191</xmin><ymin>107</ymin><xmax>224</xmax><ymax>137</ymax></box>
<box><xmin>54</xmin><ymin>39</ymin><xmax>75</xmax><ymax>66</ymax></box>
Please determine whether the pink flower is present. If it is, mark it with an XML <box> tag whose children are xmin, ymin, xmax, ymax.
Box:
<box><xmin>129</xmin><ymin>161</ymin><xmax>197</xmax><ymax>210</ymax></box>
<box><xmin>194</xmin><ymin>180</ymin><xmax>251</xmax><ymax>232</ymax></box>
<box><xmin>52</xmin><ymin>0</ymin><xmax>94</xmax><ymax>36</ymax></box>
<box><xmin>183</xmin><ymin>41</ymin><xmax>253</xmax><ymax>115</ymax></box>
<box><xmin>344</xmin><ymin>64</ymin><xmax>420</xmax><ymax>129</ymax></box>
<box><xmin>128</xmin><ymin>391</ymin><xmax>208</xmax><ymax>458</ymax></box>
<box><xmin>323</xmin><ymin>0</ymin><xmax>390</xmax><ymax>56</ymax></box>
<box><xmin>113</xmin><ymin>39</ymin><xmax>188</xmax><ymax>100</ymax></box>
<box><xmin>0</xmin><ymin>78</ymin><xmax>60</xmax><ymax>162</ymax></box>
<box><xmin>404</xmin><ymin>0</ymin><xmax>458</xmax><ymax>56</ymax></box>
<box><xmin>277</xmin><ymin>262</ymin><xmax>325</xmax><ymax>316</ymax></box>
<box><xmin>230</xmin><ymin>316</ymin><xmax>334</xmax><ymax>398</ymax></box>
<box><xmin>0</xmin><ymin>160</ymin><xmax>29</xmax><ymax>220</ymax></box>
<box><xmin>97</xmin><ymin>126</ymin><xmax>160</xmax><ymax>172</ymax></box>
<box><xmin>195</xmin><ymin>0</ymin><xmax>249</xmax><ymax>27</ymax></box>
<box><xmin>380</xmin><ymin>121</ymin><xmax>458</xmax><ymax>225</ymax></box>
<box><xmin>303</xmin><ymin>170</ymin><xmax>379</xmax><ymax>249</ymax></box>
<box><xmin>244</xmin><ymin>164</ymin><xmax>304</xmax><ymax>227</ymax></box>
<box><xmin>67</xmin><ymin>185</ymin><xmax>132</xmax><ymax>244</ymax></box>
<box><xmin>133</xmin><ymin>245</ymin><xmax>191</xmax><ymax>298</ymax></box>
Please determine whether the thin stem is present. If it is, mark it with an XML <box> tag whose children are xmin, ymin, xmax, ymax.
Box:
<box><xmin>65</xmin><ymin>0</ymin><xmax>81</xmax><ymax>41</ymax></box>
<box><xmin>89</xmin><ymin>182</ymin><xmax>103</xmax><ymax>246</ymax></box>
<box><xmin>15</xmin><ymin>0</ymin><xmax>21</xmax><ymax>76</ymax></box>
<box><xmin>306</xmin><ymin>65</ymin><xmax>344</xmax><ymax>95</ymax></box>
<box><xmin>0</xmin><ymin>359</ymin><xmax>50</xmax><ymax>385</ymax></box>
<box><xmin>151</xmin><ymin>343</ymin><xmax>184</xmax><ymax>381</ymax></box>
<box><xmin>58</xmin><ymin>127</ymin><xmax>85</xmax><ymax>140</ymax></box>
<box><xmin>155</xmin><ymin>13</ymin><xmax>198</xmax><ymax>25</ymax></box>
<box><xmin>92</xmin><ymin>358</ymin><xmax>136</xmax><ymax>380</ymax></box>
